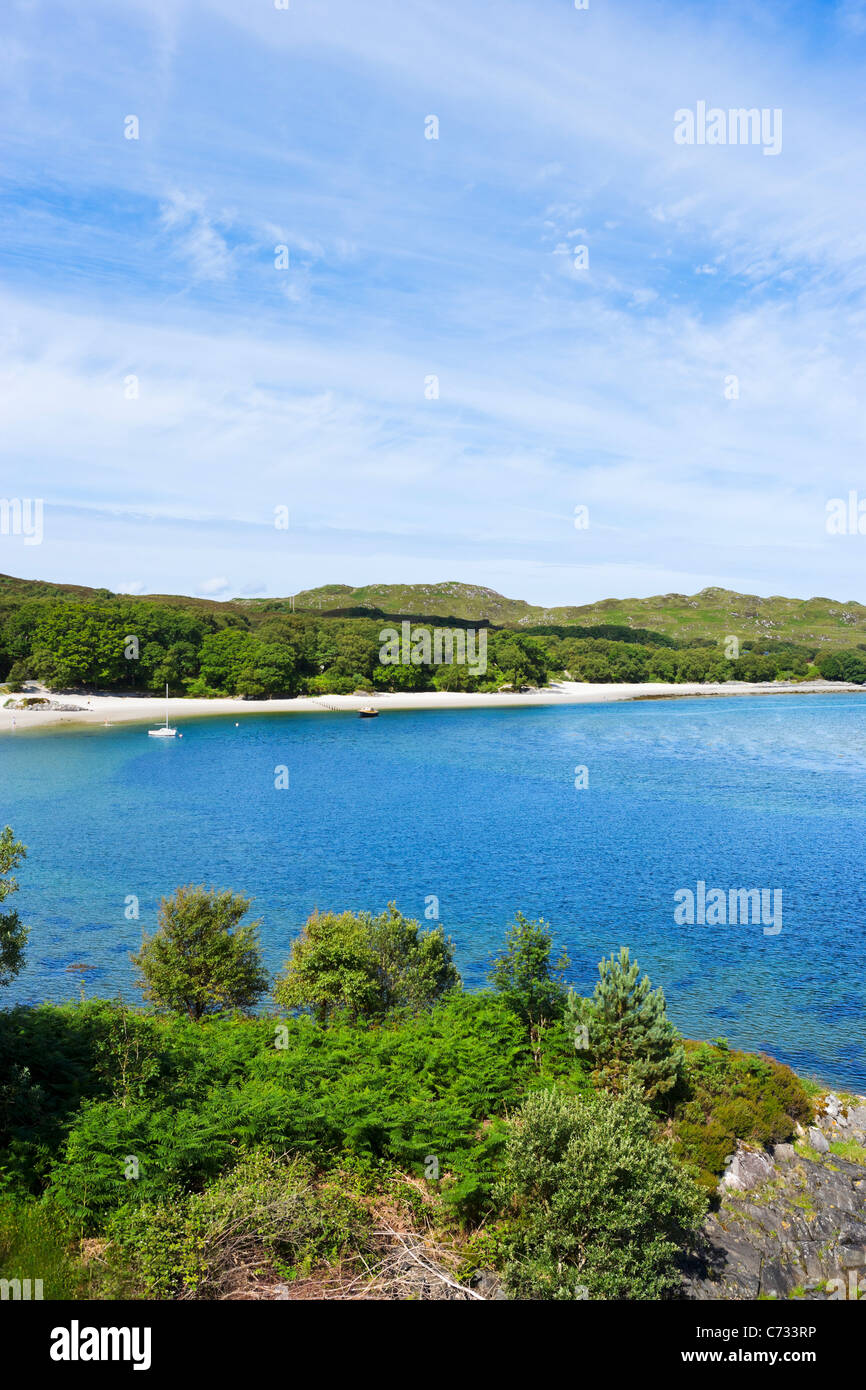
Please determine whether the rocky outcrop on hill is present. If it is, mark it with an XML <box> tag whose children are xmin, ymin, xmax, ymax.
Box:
<box><xmin>682</xmin><ymin>1095</ymin><xmax>866</xmax><ymax>1300</ymax></box>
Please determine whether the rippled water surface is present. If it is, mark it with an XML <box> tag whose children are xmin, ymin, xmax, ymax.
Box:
<box><xmin>3</xmin><ymin>693</ymin><xmax>865</xmax><ymax>1086</ymax></box>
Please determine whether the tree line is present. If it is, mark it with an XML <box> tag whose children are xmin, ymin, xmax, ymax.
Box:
<box><xmin>2</xmin><ymin>590</ymin><xmax>866</xmax><ymax>695</ymax></box>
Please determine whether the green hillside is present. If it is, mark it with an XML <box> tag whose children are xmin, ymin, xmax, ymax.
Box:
<box><xmin>291</xmin><ymin>581</ymin><xmax>538</xmax><ymax>625</ymax></box>
<box><xmin>292</xmin><ymin>580</ymin><xmax>866</xmax><ymax>647</ymax></box>
<box><xmin>4</xmin><ymin>571</ymin><xmax>866</xmax><ymax>648</ymax></box>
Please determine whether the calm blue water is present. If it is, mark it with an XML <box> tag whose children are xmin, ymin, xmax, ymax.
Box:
<box><xmin>2</xmin><ymin>694</ymin><xmax>865</xmax><ymax>1088</ymax></box>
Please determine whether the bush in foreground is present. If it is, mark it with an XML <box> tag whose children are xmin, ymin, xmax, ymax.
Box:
<box><xmin>107</xmin><ymin>1149</ymin><xmax>374</xmax><ymax>1299</ymax></box>
<box><xmin>495</xmin><ymin>1087</ymin><xmax>706</xmax><ymax>1300</ymax></box>
<box><xmin>42</xmin><ymin>993</ymin><xmax>545</xmax><ymax>1231</ymax></box>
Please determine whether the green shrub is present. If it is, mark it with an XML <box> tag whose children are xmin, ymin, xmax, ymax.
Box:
<box><xmin>108</xmin><ymin>1150</ymin><xmax>373</xmax><ymax>1298</ymax></box>
<box><xmin>489</xmin><ymin>912</ymin><xmax>570</xmax><ymax>1038</ymax></box>
<box><xmin>496</xmin><ymin>1087</ymin><xmax>706</xmax><ymax>1299</ymax></box>
<box><xmin>132</xmin><ymin>885</ymin><xmax>270</xmax><ymax>1020</ymax></box>
<box><xmin>47</xmin><ymin>1096</ymin><xmax>241</xmax><ymax>1231</ymax></box>
<box><xmin>671</xmin><ymin>1040</ymin><xmax>813</xmax><ymax>1189</ymax></box>
<box><xmin>274</xmin><ymin>904</ymin><xmax>460</xmax><ymax>1023</ymax></box>
<box><xmin>41</xmin><ymin>994</ymin><xmax>544</xmax><ymax>1230</ymax></box>
<box><xmin>0</xmin><ymin>1000</ymin><xmax>168</xmax><ymax>1193</ymax></box>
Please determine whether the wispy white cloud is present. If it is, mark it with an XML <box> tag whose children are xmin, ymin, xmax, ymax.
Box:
<box><xmin>1</xmin><ymin>0</ymin><xmax>866</xmax><ymax>603</ymax></box>
<box><xmin>159</xmin><ymin>191</ymin><xmax>233</xmax><ymax>280</ymax></box>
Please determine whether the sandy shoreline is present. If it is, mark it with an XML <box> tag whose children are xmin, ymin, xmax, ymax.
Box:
<box><xmin>1</xmin><ymin>679</ymin><xmax>864</xmax><ymax>735</ymax></box>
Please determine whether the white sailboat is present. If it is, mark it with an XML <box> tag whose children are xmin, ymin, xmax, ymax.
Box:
<box><xmin>148</xmin><ymin>684</ymin><xmax>178</xmax><ymax>738</ymax></box>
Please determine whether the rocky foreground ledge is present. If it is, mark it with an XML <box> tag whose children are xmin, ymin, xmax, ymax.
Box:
<box><xmin>683</xmin><ymin>1094</ymin><xmax>866</xmax><ymax>1300</ymax></box>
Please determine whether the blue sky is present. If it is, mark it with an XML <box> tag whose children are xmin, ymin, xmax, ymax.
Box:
<box><xmin>3</xmin><ymin>0</ymin><xmax>866</xmax><ymax>605</ymax></box>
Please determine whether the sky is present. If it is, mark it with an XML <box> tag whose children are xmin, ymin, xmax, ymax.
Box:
<box><xmin>2</xmin><ymin>0</ymin><xmax>866</xmax><ymax>606</ymax></box>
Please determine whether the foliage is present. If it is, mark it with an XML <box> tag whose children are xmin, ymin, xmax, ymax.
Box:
<box><xmin>106</xmin><ymin>1149</ymin><xmax>374</xmax><ymax>1298</ymax></box>
<box><xmin>489</xmin><ymin>912</ymin><xmax>570</xmax><ymax>1030</ymax></box>
<box><xmin>566</xmin><ymin>947</ymin><xmax>684</xmax><ymax>1101</ymax></box>
<box><xmin>8</xmin><ymin>599</ymin><xmax>220</xmax><ymax>692</ymax></box>
<box><xmin>0</xmin><ymin>828</ymin><xmax>27</xmax><ymax>989</ymax></box>
<box><xmin>274</xmin><ymin>904</ymin><xmax>460</xmax><ymax>1023</ymax></box>
<box><xmin>0</xmin><ymin>1195</ymin><xmax>89</xmax><ymax>1299</ymax></box>
<box><xmin>0</xmin><ymin>875</ymin><xmax>829</xmax><ymax>1303</ymax></box>
<box><xmin>495</xmin><ymin>1087</ymin><xmax>706</xmax><ymax>1299</ymax></box>
<box><xmin>0</xmin><ymin>987</ymin><xmax>822</xmax><ymax>1297</ymax></box>
<box><xmin>1</xmin><ymin>572</ymin><xmax>858</xmax><ymax>697</ymax></box>
<box><xmin>274</xmin><ymin>910</ymin><xmax>373</xmax><ymax>1024</ymax></box>
<box><xmin>0</xmin><ymin>1000</ymin><xmax>176</xmax><ymax>1195</ymax></box>
<box><xmin>670</xmin><ymin>1039</ymin><xmax>813</xmax><ymax>1190</ymax></box>
<box><xmin>816</xmin><ymin>648</ymin><xmax>866</xmax><ymax>683</ymax></box>
<box><xmin>132</xmin><ymin>885</ymin><xmax>270</xmax><ymax>1020</ymax></box>
<box><xmin>197</xmin><ymin>628</ymin><xmax>298</xmax><ymax>697</ymax></box>
<box><xmin>37</xmin><ymin>992</ymin><xmax>551</xmax><ymax>1231</ymax></box>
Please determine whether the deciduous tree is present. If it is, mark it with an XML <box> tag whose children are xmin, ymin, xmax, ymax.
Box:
<box><xmin>132</xmin><ymin>885</ymin><xmax>269</xmax><ymax>1020</ymax></box>
<box><xmin>0</xmin><ymin>826</ymin><xmax>27</xmax><ymax>988</ymax></box>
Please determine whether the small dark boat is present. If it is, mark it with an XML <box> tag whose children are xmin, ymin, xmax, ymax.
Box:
<box><xmin>358</xmin><ymin>706</ymin><xmax>379</xmax><ymax>718</ymax></box>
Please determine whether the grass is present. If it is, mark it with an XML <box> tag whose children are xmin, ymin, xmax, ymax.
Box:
<box><xmin>793</xmin><ymin>1141</ymin><xmax>826</xmax><ymax>1163</ymax></box>
<box><xmin>0</xmin><ymin>1198</ymin><xmax>90</xmax><ymax>1299</ymax></box>
<box><xmin>828</xmin><ymin>1139</ymin><xmax>866</xmax><ymax>1164</ymax></box>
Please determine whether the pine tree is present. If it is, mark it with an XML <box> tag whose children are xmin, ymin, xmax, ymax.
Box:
<box><xmin>566</xmin><ymin>946</ymin><xmax>684</xmax><ymax>1100</ymax></box>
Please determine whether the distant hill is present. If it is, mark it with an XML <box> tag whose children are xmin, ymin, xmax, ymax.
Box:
<box><xmin>3</xmin><ymin>573</ymin><xmax>866</xmax><ymax>646</ymax></box>
<box><xmin>292</xmin><ymin>581</ymin><xmax>866</xmax><ymax>646</ymax></box>
<box><xmin>0</xmin><ymin>573</ymin><xmax>238</xmax><ymax>616</ymax></box>
<box><xmin>291</xmin><ymin>582</ymin><xmax>538</xmax><ymax>625</ymax></box>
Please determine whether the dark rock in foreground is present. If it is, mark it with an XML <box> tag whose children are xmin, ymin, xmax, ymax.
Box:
<box><xmin>682</xmin><ymin>1095</ymin><xmax>866</xmax><ymax>1300</ymax></box>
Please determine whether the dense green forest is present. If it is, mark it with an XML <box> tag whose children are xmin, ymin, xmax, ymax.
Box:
<box><xmin>0</xmin><ymin>853</ymin><xmax>816</xmax><ymax>1301</ymax></box>
<box><xmin>2</xmin><ymin>574</ymin><xmax>866</xmax><ymax>695</ymax></box>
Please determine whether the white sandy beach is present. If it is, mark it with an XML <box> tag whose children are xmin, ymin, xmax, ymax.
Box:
<box><xmin>1</xmin><ymin>679</ymin><xmax>863</xmax><ymax>734</ymax></box>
